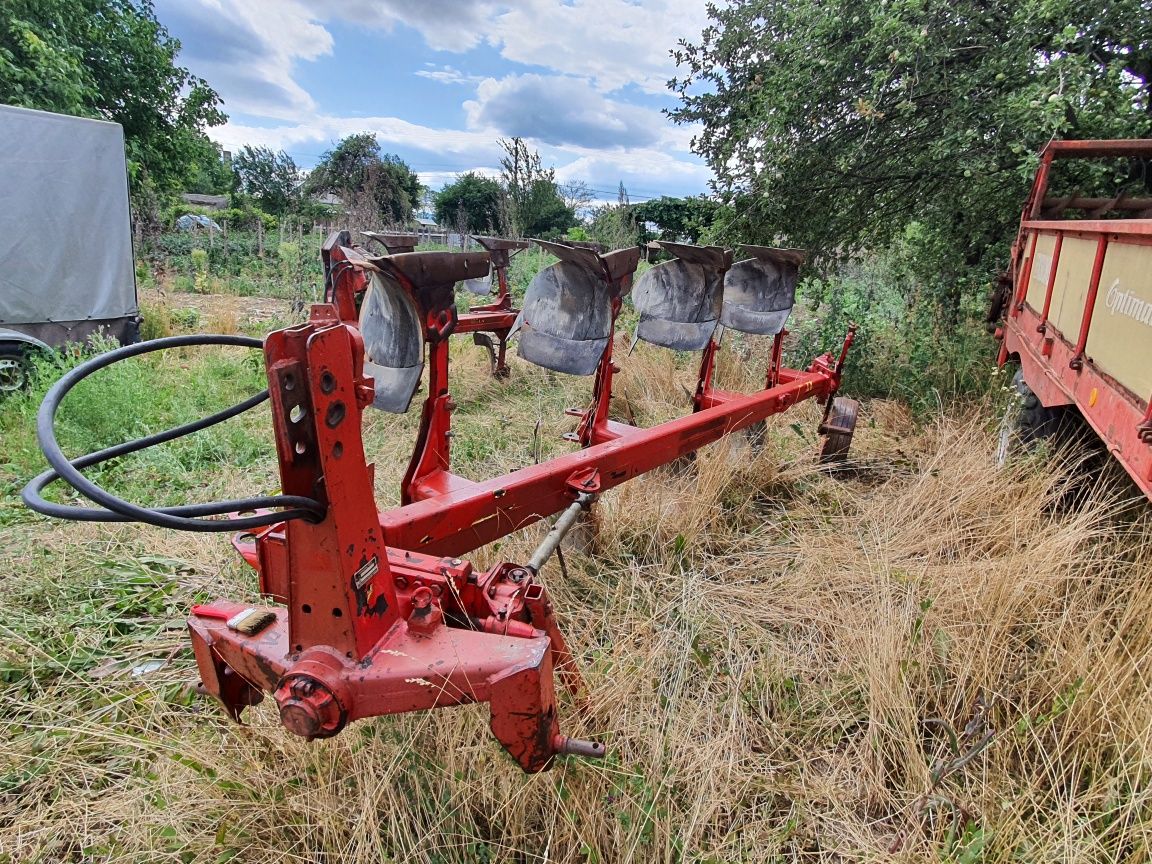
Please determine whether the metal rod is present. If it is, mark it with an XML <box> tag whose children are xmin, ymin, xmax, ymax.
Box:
<box><xmin>527</xmin><ymin>492</ymin><xmax>595</xmax><ymax>574</ymax></box>
<box><xmin>1070</xmin><ymin>235</ymin><xmax>1109</xmax><ymax>370</ymax></box>
<box><xmin>1037</xmin><ymin>232</ymin><xmax>1063</xmax><ymax>333</ymax></box>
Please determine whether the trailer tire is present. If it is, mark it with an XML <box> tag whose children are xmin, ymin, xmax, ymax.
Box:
<box><xmin>0</xmin><ymin>342</ymin><xmax>33</xmax><ymax>395</ymax></box>
<box><xmin>996</xmin><ymin>368</ymin><xmax>1067</xmax><ymax>465</ymax></box>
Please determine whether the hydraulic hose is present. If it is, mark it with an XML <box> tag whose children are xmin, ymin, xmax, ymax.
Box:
<box><xmin>21</xmin><ymin>334</ymin><xmax>326</xmax><ymax>532</ymax></box>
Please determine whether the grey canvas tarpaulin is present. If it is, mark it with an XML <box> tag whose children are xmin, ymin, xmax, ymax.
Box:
<box><xmin>0</xmin><ymin>105</ymin><xmax>138</xmax><ymax>347</ymax></box>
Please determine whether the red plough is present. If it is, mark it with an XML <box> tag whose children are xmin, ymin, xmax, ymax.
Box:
<box><xmin>25</xmin><ymin>238</ymin><xmax>857</xmax><ymax>772</ymax></box>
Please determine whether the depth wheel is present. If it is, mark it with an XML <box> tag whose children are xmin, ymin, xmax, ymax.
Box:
<box><xmin>818</xmin><ymin>397</ymin><xmax>859</xmax><ymax>464</ymax></box>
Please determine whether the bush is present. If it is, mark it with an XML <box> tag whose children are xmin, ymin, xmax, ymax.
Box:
<box><xmin>785</xmin><ymin>235</ymin><xmax>994</xmax><ymax>413</ymax></box>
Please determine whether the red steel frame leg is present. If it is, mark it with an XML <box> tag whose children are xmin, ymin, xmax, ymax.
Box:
<box><xmin>1036</xmin><ymin>233</ymin><xmax>1063</xmax><ymax>334</ymax></box>
<box><xmin>1070</xmin><ymin>235</ymin><xmax>1109</xmax><ymax>371</ymax></box>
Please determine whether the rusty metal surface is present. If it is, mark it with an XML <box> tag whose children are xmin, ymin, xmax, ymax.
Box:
<box><xmin>657</xmin><ymin>241</ymin><xmax>731</xmax><ymax>270</ymax></box>
<box><xmin>377</xmin><ymin>251</ymin><xmax>490</xmax><ymax>295</ymax></box>
<box><xmin>632</xmin><ymin>243</ymin><xmax>729</xmax><ymax>350</ymax></box>
<box><xmin>517</xmin><ymin>261</ymin><xmax>614</xmax><ymax>375</ymax></box>
<box><xmin>471</xmin><ymin>236</ymin><xmax>531</xmax><ymax>252</ymax></box>
<box><xmin>818</xmin><ymin>397</ymin><xmax>859</xmax><ymax>464</ymax></box>
<box><xmin>720</xmin><ymin>255</ymin><xmax>799</xmax><ymax>335</ymax></box>
<box><xmin>531</xmin><ymin>238</ymin><xmax>604</xmax><ymax>272</ymax></box>
<box><xmin>361</xmin><ymin>231</ymin><xmax>421</xmax><ymax>254</ymax></box>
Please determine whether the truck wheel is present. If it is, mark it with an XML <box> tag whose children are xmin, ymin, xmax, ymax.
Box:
<box><xmin>818</xmin><ymin>396</ymin><xmax>859</xmax><ymax>464</ymax></box>
<box><xmin>0</xmin><ymin>343</ymin><xmax>31</xmax><ymax>394</ymax></box>
<box><xmin>996</xmin><ymin>368</ymin><xmax>1066</xmax><ymax>465</ymax></box>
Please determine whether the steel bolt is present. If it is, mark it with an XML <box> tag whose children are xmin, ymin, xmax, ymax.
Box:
<box><xmin>275</xmin><ymin>673</ymin><xmax>347</xmax><ymax>740</ymax></box>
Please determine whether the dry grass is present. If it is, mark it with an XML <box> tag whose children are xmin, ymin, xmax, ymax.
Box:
<box><xmin>2</xmin><ymin>339</ymin><xmax>1151</xmax><ymax>863</ymax></box>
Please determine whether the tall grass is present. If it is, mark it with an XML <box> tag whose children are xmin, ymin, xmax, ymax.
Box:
<box><xmin>1</xmin><ymin>330</ymin><xmax>1149</xmax><ymax>862</ymax></box>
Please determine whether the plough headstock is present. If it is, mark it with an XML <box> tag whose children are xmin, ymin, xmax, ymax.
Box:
<box><xmin>25</xmin><ymin>232</ymin><xmax>858</xmax><ymax>773</ymax></box>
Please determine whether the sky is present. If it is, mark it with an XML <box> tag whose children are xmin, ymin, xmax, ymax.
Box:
<box><xmin>153</xmin><ymin>0</ymin><xmax>716</xmax><ymax>205</ymax></box>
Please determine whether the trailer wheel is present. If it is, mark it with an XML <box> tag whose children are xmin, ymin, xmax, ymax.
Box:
<box><xmin>0</xmin><ymin>343</ymin><xmax>31</xmax><ymax>395</ymax></box>
<box><xmin>996</xmin><ymin>368</ymin><xmax>1066</xmax><ymax>465</ymax></box>
<box><xmin>818</xmin><ymin>397</ymin><xmax>859</xmax><ymax>464</ymax></box>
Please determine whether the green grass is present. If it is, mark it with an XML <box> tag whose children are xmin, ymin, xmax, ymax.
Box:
<box><xmin>1</xmin><ymin>260</ymin><xmax>1150</xmax><ymax>862</ymax></box>
<box><xmin>0</xmin><ymin>337</ymin><xmax>274</xmax><ymax>521</ymax></box>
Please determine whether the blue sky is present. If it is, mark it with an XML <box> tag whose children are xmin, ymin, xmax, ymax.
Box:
<box><xmin>154</xmin><ymin>0</ymin><xmax>714</xmax><ymax>204</ymax></box>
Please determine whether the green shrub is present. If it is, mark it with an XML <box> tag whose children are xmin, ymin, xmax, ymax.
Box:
<box><xmin>785</xmin><ymin>238</ymin><xmax>993</xmax><ymax>413</ymax></box>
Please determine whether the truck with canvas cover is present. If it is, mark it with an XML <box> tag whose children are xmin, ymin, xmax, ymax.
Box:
<box><xmin>0</xmin><ymin>105</ymin><xmax>138</xmax><ymax>392</ymax></box>
<box><xmin>995</xmin><ymin>140</ymin><xmax>1152</xmax><ymax>500</ymax></box>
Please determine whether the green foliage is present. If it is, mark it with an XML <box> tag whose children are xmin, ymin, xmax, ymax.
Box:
<box><xmin>182</xmin><ymin>140</ymin><xmax>234</xmax><ymax>196</ymax></box>
<box><xmin>140</xmin><ymin>225</ymin><xmax>324</xmax><ymax>303</ymax></box>
<box><xmin>232</xmin><ymin>146</ymin><xmax>300</xmax><ymax>215</ymax></box>
<box><xmin>671</xmin><ymin>0</ymin><xmax>1152</xmax><ymax>315</ymax></box>
<box><xmin>498</xmin><ymin>137</ymin><xmax>576</xmax><ymax>238</ymax></box>
<box><xmin>632</xmin><ymin>195</ymin><xmax>723</xmax><ymax>243</ymax></box>
<box><xmin>0</xmin><ymin>0</ymin><xmax>226</xmax><ymax>200</ymax></box>
<box><xmin>786</xmin><ymin>226</ymin><xmax>993</xmax><ymax>411</ymax></box>
<box><xmin>305</xmin><ymin>133</ymin><xmax>422</xmax><ymax>225</ymax></box>
<box><xmin>162</xmin><ymin>199</ymin><xmax>275</xmax><ymax>232</ymax></box>
<box><xmin>434</xmin><ymin>172</ymin><xmax>505</xmax><ymax>234</ymax></box>
<box><xmin>588</xmin><ymin>184</ymin><xmax>649</xmax><ymax>249</ymax></box>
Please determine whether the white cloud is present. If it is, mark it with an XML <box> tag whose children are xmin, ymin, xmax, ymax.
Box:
<box><xmin>415</xmin><ymin>64</ymin><xmax>483</xmax><ymax>86</ymax></box>
<box><xmin>157</xmin><ymin>0</ymin><xmax>332</xmax><ymax>117</ymax></box>
<box><xmin>490</xmin><ymin>0</ymin><xmax>709</xmax><ymax>94</ymax></box>
<box><xmin>306</xmin><ymin>0</ymin><xmax>496</xmax><ymax>51</ymax></box>
<box><xmin>161</xmin><ymin>0</ymin><xmax>715</xmax><ymax>197</ymax></box>
<box><xmin>211</xmin><ymin>116</ymin><xmax>502</xmax><ymax>163</ymax></box>
<box><xmin>553</xmin><ymin>149</ymin><xmax>712</xmax><ymax>199</ymax></box>
<box><xmin>464</xmin><ymin>74</ymin><xmax>667</xmax><ymax>149</ymax></box>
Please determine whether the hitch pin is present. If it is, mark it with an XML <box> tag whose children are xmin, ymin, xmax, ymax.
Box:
<box><xmin>527</xmin><ymin>492</ymin><xmax>596</xmax><ymax>574</ymax></box>
<box><xmin>554</xmin><ymin>734</ymin><xmax>605</xmax><ymax>759</ymax></box>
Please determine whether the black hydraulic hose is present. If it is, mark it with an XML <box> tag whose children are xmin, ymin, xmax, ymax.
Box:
<box><xmin>21</xmin><ymin>334</ymin><xmax>326</xmax><ymax>532</ymax></box>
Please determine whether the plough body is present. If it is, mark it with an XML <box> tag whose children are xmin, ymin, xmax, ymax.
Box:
<box><xmin>28</xmin><ymin>235</ymin><xmax>856</xmax><ymax>772</ymax></box>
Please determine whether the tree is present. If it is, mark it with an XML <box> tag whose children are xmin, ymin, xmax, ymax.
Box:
<box><xmin>0</xmin><ymin>0</ymin><xmax>226</xmax><ymax>198</ymax></box>
<box><xmin>559</xmin><ymin>179</ymin><xmax>595</xmax><ymax>213</ymax></box>
<box><xmin>305</xmin><ymin>133</ymin><xmax>422</xmax><ymax>225</ymax></box>
<box><xmin>434</xmin><ymin>173</ymin><xmax>505</xmax><ymax>234</ymax></box>
<box><xmin>183</xmin><ymin>139</ymin><xmax>234</xmax><ymax>195</ymax></box>
<box><xmin>233</xmin><ymin>146</ymin><xmax>300</xmax><ymax>215</ymax></box>
<box><xmin>671</xmin><ymin>0</ymin><xmax>1152</xmax><ymax>313</ymax></box>
<box><xmin>632</xmin><ymin>196</ymin><xmax>722</xmax><ymax>243</ymax></box>
<box><xmin>588</xmin><ymin>183</ymin><xmax>648</xmax><ymax>249</ymax></box>
<box><xmin>498</xmin><ymin>137</ymin><xmax>576</xmax><ymax>237</ymax></box>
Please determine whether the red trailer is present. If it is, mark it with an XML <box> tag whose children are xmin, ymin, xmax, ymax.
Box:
<box><xmin>996</xmin><ymin>139</ymin><xmax>1152</xmax><ymax>500</ymax></box>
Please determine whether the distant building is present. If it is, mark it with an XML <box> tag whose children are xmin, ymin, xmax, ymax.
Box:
<box><xmin>180</xmin><ymin>193</ymin><xmax>228</xmax><ymax>210</ymax></box>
